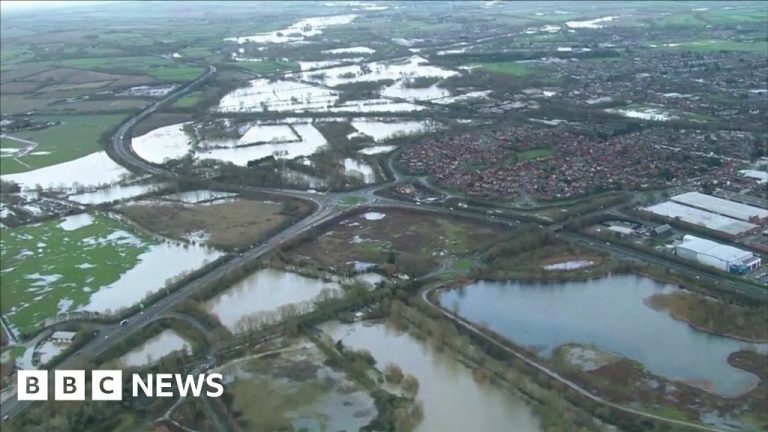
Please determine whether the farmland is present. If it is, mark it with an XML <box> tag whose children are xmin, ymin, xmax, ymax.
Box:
<box><xmin>0</xmin><ymin>213</ymin><xmax>149</xmax><ymax>335</ymax></box>
<box><xmin>287</xmin><ymin>209</ymin><xmax>507</xmax><ymax>277</ymax></box>
<box><xmin>120</xmin><ymin>196</ymin><xmax>311</xmax><ymax>250</ymax></box>
<box><xmin>0</xmin><ymin>212</ymin><xmax>220</xmax><ymax>337</ymax></box>
<box><xmin>0</xmin><ymin>114</ymin><xmax>125</xmax><ymax>174</ymax></box>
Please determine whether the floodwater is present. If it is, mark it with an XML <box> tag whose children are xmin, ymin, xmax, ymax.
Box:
<box><xmin>162</xmin><ymin>190</ymin><xmax>238</xmax><ymax>203</ymax></box>
<box><xmin>542</xmin><ymin>260</ymin><xmax>594</xmax><ymax>270</ymax></box>
<box><xmin>131</xmin><ymin>122</ymin><xmax>191</xmax><ymax>164</ymax></box>
<box><xmin>220</xmin><ymin>344</ymin><xmax>376</xmax><ymax>432</ymax></box>
<box><xmin>198</xmin><ymin>123</ymin><xmax>328</xmax><ymax>165</ymax></box>
<box><xmin>1</xmin><ymin>151</ymin><xmax>131</xmax><ymax>191</ymax></box>
<box><xmin>322</xmin><ymin>46</ymin><xmax>375</xmax><ymax>55</ymax></box>
<box><xmin>358</xmin><ymin>145</ymin><xmax>397</xmax><ymax>155</ymax></box>
<box><xmin>120</xmin><ymin>329</ymin><xmax>190</xmax><ymax>367</ymax></box>
<box><xmin>565</xmin><ymin>16</ymin><xmax>619</xmax><ymax>29</ymax></box>
<box><xmin>605</xmin><ymin>107</ymin><xmax>675</xmax><ymax>121</ymax></box>
<box><xmin>293</xmin><ymin>55</ymin><xmax>458</xmax><ymax>87</ymax></box>
<box><xmin>204</xmin><ymin>269</ymin><xmax>339</xmax><ymax>331</ymax></box>
<box><xmin>350</xmin><ymin>119</ymin><xmax>434</xmax><ymax>142</ymax></box>
<box><xmin>224</xmin><ymin>14</ymin><xmax>357</xmax><ymax>44</ymax></box>
<box><xmin>68</xmin><ymin>183</ymin><xmax>164</xmax><ymax>205</ymax></box>
<box><xmin>343</xmin><ymin>158</ymin><xmax>376</xmax><ymax>183</ymax></box>
<box><xmin>82</xmin><ymin>242</ymin><xmax>222</xmax><ymax>314</ymax></box>
<box><xmin>439</xmin><ymin>274</ymin><xmax>768</xmax><ymax>397</ymax></box>
<box><xmin>380</xmin><ymin>82</ymin><xmax>451</xmax><ymax>102</ymax></box>
<box><xmin>320</xmin><ymin>321</ymin><xmax>542</xmax><ymax>432</ymax></box>
<box><xmin>217</xmin><ymin>79</ymin><xmax>339</xmax><ymax>113</ymax></box>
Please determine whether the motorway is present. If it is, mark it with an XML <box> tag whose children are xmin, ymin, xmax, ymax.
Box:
<box><xmin>3</xmin><ymin>65</ymin><xmax>765</xmax><ymax>427</ymax></box>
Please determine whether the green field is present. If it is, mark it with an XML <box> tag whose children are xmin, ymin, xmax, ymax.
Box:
<box><xmin>665</xmin><ymin>39</ymin><xmax>768</xmax><ymax>53</ymax></box>
<box><xmin>57</xmin><ymin>56</ymin><xmax>204</xmax><ymax>81</ymax></box>
<box><xmin>0</xmin><ymin>114</ymin><xmax>125</xmax><ymax>175</ymax></box>
<box><xmin>0</xmin><ymin>214</ymin><xmax>151</xmax><ymax>336</ymax></box>
<box><xmin>339</xmin><ymin>196</ymin><xmax>366</xmax><ymax>206</ymax></box>
<box><xmin>518</xmin><ymin>148</ymin><xmax>552</xmax><ymax>161</ymax></box>
<box><xmin>171</xmin><ymin>91</ymin><xmax>203</xmax><ymax>108</ymax></box>
<box><xmin>480</xmin><ymin>62</ymin><xmax>535</xmax><ymax>77</ymax></box>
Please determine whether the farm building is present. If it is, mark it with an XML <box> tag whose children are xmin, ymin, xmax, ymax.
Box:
<box><xmin>670</xmin><ymin>192</ymin><xmax>768</xmax><ymax>224</ymax></box>
<box><xmin>50</xmin><ymin>331</ymin><xmax>77</xmax><ymax>345</ymax></box>
<box><xmin>643</xmin><ymin>201</ymin><xmax>759</xmax><ymax>238</ymax></box>
<box><xmin>675</xmin><ymin>235</ymin><xmax>761</xmax><ymax>273</ymax></box>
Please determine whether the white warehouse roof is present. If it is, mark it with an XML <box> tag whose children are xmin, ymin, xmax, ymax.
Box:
<box><xmin>671</xmin><ymin>192</ymin><xmax>768</xmax><ymax>222</ymax></box>
<box><xmin>678</xmin><ymin>235</ymin><xmax>753</xmax><ymax>263</ymax></box>
<box><xmin>644</xmin><ymin>201</ymin><xmax>758</xmax><ymax>236</ymax></box>
<box><xmin>740</xmin><ymin>170</ymin><xmax>768</xmax><ymax>184</ymax></box>
<box><xmin>51</xmin><ymin>331</ymin><xmax>77</xmax><ymax>341</ymax></box>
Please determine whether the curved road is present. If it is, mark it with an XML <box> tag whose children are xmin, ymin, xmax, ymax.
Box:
<box><xmin>3</xmin><ymin>63</ymin><xmax>762</xmax><ymax>430</ymax></box>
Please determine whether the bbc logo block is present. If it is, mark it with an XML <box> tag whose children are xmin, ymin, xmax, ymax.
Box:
<box><xmin>18</xmin><ymin>370</ymin><xmax>223</xmax><ymax>401</ymax></box>
<box><xmin>19</xmin><ymin>370</ymin><xmax>122</xmax><ymax>401</ymax></box>
<box><xmin>17</xmin><ymin>371</ymin><xmax>48</xmax><ymax>401</ymax></box>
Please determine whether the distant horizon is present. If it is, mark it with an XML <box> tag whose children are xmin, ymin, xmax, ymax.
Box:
<box><xmin>0</xmin><ymin>0</ymin><xmax>121</xmax><ymax>12</ymax></box>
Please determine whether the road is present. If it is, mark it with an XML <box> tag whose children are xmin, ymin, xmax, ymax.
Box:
<box><xmin>108</xmin><ymin>64</ymin><xmax>216</xmax><ymax>175</ymax></box>
<box><xmin>561</xmin><ymin>232</ymin><xmax>768</xmax><ymax>302</ymax></box>
<box><xmin>3</xmin><ymin>62</ymin><xmax>763</xmax><ymax>429</ymax></box>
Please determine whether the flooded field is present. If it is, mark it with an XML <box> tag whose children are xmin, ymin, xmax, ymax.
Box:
<box><xmin>121</xmin><ymin>195</ymin><xmax>301</xmax><ymax>249</ymax></box>
<box><xmin>349</xmin><ymin>119</ymin><xmax>436</xmax><ymax>142</ymax></box>
<box><xmin>439</xmin><ymin>274</ymin><xmax>767</xmax><ymax>397</ymax></box>
<box><xmin>292</xmin><ymin>55</ymin><xmax>458</xmax><ymax>87</ymax></box>
<box><xmin>119</xmin><ymin>329</ymin><xmax>190</xmax><ymax>367</ymax></box>
<box><xmin>542</xmin><ymin>259</ymin><xmax>595</xmax><ymax>270</ymax></box>
<box><xmin>204</xmin><ymin>269</ymin><xmax>339</xmax><ymax>332</ymax></box>
<box><xmin>217</xmin><ymin>79</ymin><xmax>339</xmax><ymax>113</ymax></box>
<box><xmin>358</xmin><ymin>145</ymin><xmax>397</xmax><ymax>155</ymax></box>
<box><xmin>605</xmin><ymin>106</ymin><xmax>675</xmax><ymax>121</ymax></box>
<box><xmin>161</xmin><ymin>190</ymin><xmax>237</xmax><ymax>204</ymax></box>
<box><xmin>200</xmin><ymin>123</ymin><xmax>328</xmax><ymax>165</ymax></box>
<box><xmin>225</xmin><ymin>14</ymin><xmax>357</xmax><ymax>45</ymax></box>
<box><xmin>131</xmin><ymin>123</ymin><xmax>191</xmax><ymax>164</ymax></box>
<box><xmin>320</xmin><ymin>321</ymin><xmax>542</xmax><ymax>432</ymax></box>
<box><xmin>0</xmin><ymin>212</ymin><xmax>221</xmax><ymax>335</ymax></box>
<box><xmin>1</xmin><ymin>151</ymin><xmax>132</xmax><ymax>191</ymax></box>
<box><xmin>67</xmin><ymin>183</ymin><xmax>164</xmax><ymax>205</ymax></box>
<box><xmin>343</xmin><ymin>158</ymin><xmax>376</xmax><ymax>183</ymax></box>
<box><xmin>219</xmin><ymin>342</ymin><xmax>376</xmax><ymax>432</ymax></box>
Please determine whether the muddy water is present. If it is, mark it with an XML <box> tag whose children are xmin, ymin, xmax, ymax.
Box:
<box><xmin>204</xmin><ymin>269</ymin><xmax>339</xmax><ymax>331</ymax></box>
<box><xmin>120</xmin><ymin>329</ymin><xmax>190</xmax><ymax>367</ymax></box>
<box><xmin>439</xmin><ymin>274</ymin><xmax>767</xmax><ymax>397</ymax></box>
<box><xmin>321</xmin><ymin>320</ymin><xmax>542</xmax><ymax>432</ymax></box>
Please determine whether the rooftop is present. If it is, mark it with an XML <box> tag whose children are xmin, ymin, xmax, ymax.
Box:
<box><xmin>671</xmin><ymin>192</ymin><xmax>768</xmax><ymax>222</ymax></box>
<box><xmin>645</xmin><ymin>201</ymin><xmax>758</xmax><ymax>236</ymax></box>
<box><xmin>678</xmin><ymin>235</ymin><xmax>754</xmax><ymax>263</ymax></box>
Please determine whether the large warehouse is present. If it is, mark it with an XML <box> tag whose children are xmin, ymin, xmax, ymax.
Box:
<box><xmin>676</xmin><ymin>235</ymin><xmax>761</xmax><ymax>273</ymax></box>
<box><xmin>643</xmin><ymin>201</ymin><xmax>759</xmax><ymax>238</ymax></box>
<box><xmin>670</xmin><ymin>192</ymin><xmax>768</xmax><ymax>223</ymax></box>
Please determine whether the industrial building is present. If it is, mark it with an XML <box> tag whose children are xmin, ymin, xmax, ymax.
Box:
<box><xmin>676</xmin><ymin>235</ymin><xmax>761</xmax><ymax>274</ymax></box>
<box><xmin>643</xmin><ymin>201</ymin><xmax>759</xmax><ymax>238</ymax></box>
<box><xmin>670</xmin><ymin>192</ymin><xmax>768</xmax><ymax>223</ymax></box>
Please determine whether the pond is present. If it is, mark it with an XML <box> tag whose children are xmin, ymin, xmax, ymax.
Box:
<box><xmin>320</xmin><ymin>321</ymin><xmax>542</xmax><ymax>432</ymax></box>
<box><xmin>204</xmin><ymin>269</ymin><xmax>339</xmax><ymax>331</ymax></box>
<box><xmin>120</xmin><ymin>329</ymin><xmax>190</xmax><ymax>367</ymax></box>
<box><xmin>439</xmin><ymin>274</ymin><xmax>767</xmax><ymax>397</ymax></box>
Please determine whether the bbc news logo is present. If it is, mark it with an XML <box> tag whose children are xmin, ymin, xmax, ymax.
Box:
<box><xmin>18</xmin><ymin>370</ymin><xmax>224</xmax><ymax>401</ymax></box>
